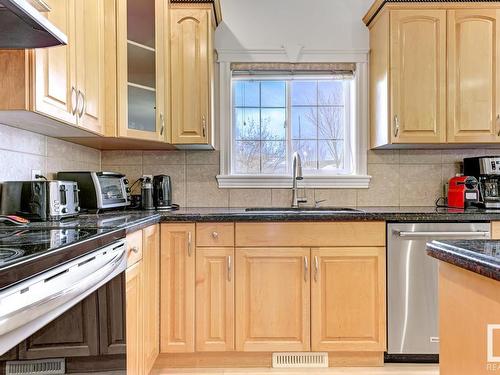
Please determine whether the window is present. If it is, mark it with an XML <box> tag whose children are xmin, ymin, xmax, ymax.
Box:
<box><xmin>217</xmin><ymin>62</ymin><xmax>370</xmax><ymax>189</ymax></box>
<box><xmin>232</xmin><ymin>78</ymin><xmax>351</xmax><ymax>175</ymax></box>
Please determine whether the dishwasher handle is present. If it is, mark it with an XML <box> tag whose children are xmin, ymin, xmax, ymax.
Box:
<box><xmin>397</xmin><ymin>231</ymin><xmax>490</xmax><ymax>238</ymax></box>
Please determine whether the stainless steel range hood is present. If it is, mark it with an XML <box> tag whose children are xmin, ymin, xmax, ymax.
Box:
<box><xmin>0</xmin><ymin>0</ymin><xmax>67</xmax><ymax>48</ymax></box>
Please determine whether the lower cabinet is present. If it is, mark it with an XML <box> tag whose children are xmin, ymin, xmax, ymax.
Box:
<box><xmin>235</xmin><ymin>248</ymin><xmax>311</xmax><ymax>352</ymax></box>
<box><xmin>126</xmin><ymin>260</ymin><xmax>144</xmax><ymax>375</ymax></box>
<box><xmin>311</xmin><ymin>247</ymin><xmax>386</xmax><ymax>351</ymax></box>
<box><xmin>195</xmin><ymin>247</ymin><xmax>234</xmax><ymax>352</ymax></box>
<box><xmin>160</xmin><ymin>223</ymin><xmax>195</xmax><ymax>353</ymax></box>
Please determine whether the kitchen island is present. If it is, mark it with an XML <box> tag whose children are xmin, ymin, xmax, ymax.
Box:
<box><xmin>427</xmin><ymin>239</ymin><xmax>500</xmax><ymax>375</ymax></box>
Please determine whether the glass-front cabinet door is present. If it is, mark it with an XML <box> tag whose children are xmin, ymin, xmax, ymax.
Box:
<box><xmin>117</xmin><ymin>0</ymin><xmax>166</xmax><ymax>141</ymax></box>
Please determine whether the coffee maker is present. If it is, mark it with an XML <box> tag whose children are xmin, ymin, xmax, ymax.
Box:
<box><xmin>464</xmin><ymin>156</ymin><xmax>500</xmax><ymax>208</ymax></box>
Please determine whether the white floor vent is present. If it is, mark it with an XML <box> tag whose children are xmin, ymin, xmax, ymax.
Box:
<box><xmin>272</xmin><ymin>352</ymin><xmax>329</xmax><ymax>368</ymax></box>
<box><xmin>6</xmin><ymin>358</ymin><xmax>65</xmax><ymax>375</ymax></box>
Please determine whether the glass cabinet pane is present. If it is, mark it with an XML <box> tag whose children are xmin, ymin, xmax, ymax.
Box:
<box><xmin>126</xmin><ymin>0</ymin><xmax>156</xmax><ymax>133</ymax></box>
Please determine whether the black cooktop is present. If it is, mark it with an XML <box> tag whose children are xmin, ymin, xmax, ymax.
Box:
<box><xmin>0</xmin><ymin>227</ymin><xmax>100</xmax><ymax>270</ymax></box>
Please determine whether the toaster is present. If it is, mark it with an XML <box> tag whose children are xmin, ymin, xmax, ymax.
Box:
<box><xmin>57</xmin><ymin>171</ymin><xmax>130</xmax><ymax>210</ymax></box>
<box><xmin>0</xmin><ymin>180</ymin><xmax>80</xmax><ymax>221</ymax></box>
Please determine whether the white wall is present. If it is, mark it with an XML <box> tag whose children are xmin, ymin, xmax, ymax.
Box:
<box><xmin>215</xmin><ymin>0</ymin><xmax>373</xmax><ymax>52</ymax></box>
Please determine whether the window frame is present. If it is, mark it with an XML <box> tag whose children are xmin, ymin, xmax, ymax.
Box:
<box><xmin>216</xmin><ymin>60</ymin><xmax>371</xmax><ymax>189</ymax></box>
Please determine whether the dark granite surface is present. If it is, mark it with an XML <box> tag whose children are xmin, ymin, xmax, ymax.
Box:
<box><xmin>4</xmin><ymin>205</ymin><xmax>500</xmax><ymax>290</ymax></box>
<box><xmin>427</xmin><ymin>239</ymin><xmax>500</xmax><ymax>281</ymax></box>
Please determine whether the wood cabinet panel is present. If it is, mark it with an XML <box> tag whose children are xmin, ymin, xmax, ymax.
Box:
<box><xmin>390</xmin><ymin>9</ymin><xmax>447</xmax><ymax>143</ymax></box>
<box><xmin>19</xmin><ymin>293</ymin><xmax>99</xmax><ymax>359</ymax></box>
<box><xmin>125</xmin><ymin>260</ymin><xmax>144</xmax><ymax>375</ymax></box>
<box><xmin>160</xmin><ymin>223</ymin><xmax>196</xmax><ymax>353</ymax></box>
<box><xmin>143</xmin><ymin>224</ymin><xmax>160</xmax><ymax>373</ymax></box>
<box><xmin>235</xmin><ymin>248</ymin><xmax>310</xmax><ymax>352</ymax></box>
<box><xmin>311</xmin><ymin>247</ymin><xmax>386</xmax><ymax>351</ymax></box>
<box><xmin>235</xmin><ymin>222</ymin><xmax>385</xmax><ymax>247</ymax></box>
<box><xmin>74</xmin><ymin>0</ymin><xmax>105</xmax><ymax>134</ymax></box>
<box><xmin>170</xmin><ymin>8</ymin><xmax>212</xmax><ymax>144</ymax></box>
<box><xmin>195</xmin><ymin>247</ymin><xmax>234</xmax><ymax>352</ymax></box>
<box><xmin>447</xmin><ymin>9</ymin><xmax>500</xmax><ymax>143</ymax></box>
<box><xmin>196</xmin><ymin>223</ymin><xmax>234</xmax><ymax>247</ymax></box>
<box><xmin>34</xmin><ymin>0</ymin><xmax>77</xmax><ymax>125</ymax></box>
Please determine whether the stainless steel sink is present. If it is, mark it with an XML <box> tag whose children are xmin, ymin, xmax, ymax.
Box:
<box><xmin>245</xmin><ymin>207</ymin><xmax>362</xmax><ymax>213</ymax></box>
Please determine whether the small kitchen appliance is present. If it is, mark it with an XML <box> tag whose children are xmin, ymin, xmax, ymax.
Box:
<box><xmin>57</xmin><ymin>171</ymin><xmax>130</xmax><ymax>211</ymax></box>
<box><xmin>447</xmin><ymin>176</ymin><xmax>480</xmax><ymax>209</ymax></box>
<box><xmin>141</xmin><ymin>177</ymin><xmax>154</xmax><ymax>210</ymax></box>
<box><xmin>0</xmin><ymin>180</ymin><xmax>79</xmax><ymax>221</ymax></box>
<box><xmin>153</xmin><ymin>175</ymin><xmax>176</xmax><ymax>210</ymax></box>
<box><xmin>464</xmin><ymin>156</ymin><xmax>500</xmax><ymax>208</ymax></box>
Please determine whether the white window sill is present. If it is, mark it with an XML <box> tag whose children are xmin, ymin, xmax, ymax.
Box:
<box><xmin>216</xmin><ymin>174</ymin><xmax>372</xmax><ymax>189</ymax></box>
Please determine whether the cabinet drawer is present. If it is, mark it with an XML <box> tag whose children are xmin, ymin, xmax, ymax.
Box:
<box><xmin>126</xmin><ymin>230</ymin><xmax>143</xmax><ymax>267</ymax></box>
<box><xmin>236</xmin><ymin>222</ymin><xmax>386</xmax><ymax>247</ymax></box>
<box><xmin>196</xmin><ymin>223</ymin><xmax>234</xmax><ymax>247</ymax></box>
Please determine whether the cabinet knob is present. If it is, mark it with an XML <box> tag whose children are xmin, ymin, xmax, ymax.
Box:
<box><xmin>212</xmin><ymin>231</ymin><xmax>219</xmax><ymax>239</ymax></box>
<box><xmin>131</xmin><ymin>246</ymin><xmax>139</xmax><ymax>254</ymax></box>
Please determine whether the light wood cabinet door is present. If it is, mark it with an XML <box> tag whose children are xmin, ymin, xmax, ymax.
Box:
<box><xmin>160</xmin><ymin>223</ymin><xmax>195</xmax><ymax>353</ymax></box>
<box><xmin>235</xmin><ymin>248</ymin><xmax>311</xmax><ymax>352</ymax></box>
<box><xmin>126</xmin><ymin>260</ymin><xmax>144</xmax><ymax>375</ymax></box>
<box><xmin>143</xmin><ymin>225</ymin><xmax>160</xmax><ymax>374</ymax></box>
<box><xmin>311</xmin><ymin>247</ymin><xmax>386</xmax><ymax>351</ymax></box>
<box><xmin>390</xmin><ymin>10</ymin><xmax>447</xmax><ymax>143</ymax></box>
<box><xmin>34</xmin><ymin>0</ymin><xmax>77</xmax><ymax>125</ymax></box>
<box><xmin>195</xmin><ymin>247</ymin><xmax>234</xmax><ymax>352</ymax></box>
<box><xmin>447</xmin><ymin>9</ymin><xmax>500</xmax><ymax>143</ymax></box>
<box><xmin>170</xmin><ymin>8</ymin><xmax>212</xmax><ymax>144</ymax></box>
<box><xmin>74</xmin><ymin>0</ymin><xmax>105</xmax><ymax>134</ymax></box>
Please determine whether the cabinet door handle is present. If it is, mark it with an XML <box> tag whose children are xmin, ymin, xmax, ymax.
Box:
<box><xmin>70</xmin><ymin>86</ymin><xmax>78</xmax><ymax>115</ymax></box>
<box><xmin>393</xmin><ymin>115</ymin><xmax>400</xmax><ymax>137</ymax></box>
<box><xmin>496</xmin><ymin>115</ymin><xmax>500</xmax><ymax>137</ymax></box>
<box><xmin>131</xmin><ymin>246</ymin><xmax>139</xmax><ymax>254</ymax></box>
<box><xmin>303</xmin><ymin>256</ymin><xmax>308</xmax><ymax>282</ymax></box>
<box><xmin>227</xmin><ymin>255</ymin><xmax>232</xmax><ymax>282</ymax></box>
<box><xmin>314</xmin><ymin>255</ymin><xmax>319</xmax><ymax>282</ymax></box>
<box><xmin>77</xmin><ymin>90</ymin><xmax>85</xmax><ymax>118</ymax></box>
<box><xmin>202</xmin><ymin>115</ymin><xmax>206</xmax><ymax>137</ymax></box>
<box><xmin>187</xmin><ymin>232</ymin><xmax>192</xmax><ymax>257</ymax></box>
<box><xmin>160</xmin><ymin>113</ymin><xmax>164</xmax><ymax>136</ymax></box>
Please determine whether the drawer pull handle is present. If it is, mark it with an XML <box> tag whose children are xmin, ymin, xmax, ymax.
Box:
<box><xmin>303</xmin><ymin>256</ymin><xmax>308</xmax><ymax>282</ymax></box>
<box><xmin>212</xmin><ymin>231</ymin><xmax>219</xmax><ymax>239</ymax></box>
<box><xmin>187</xmin><ymin>232</ymin><xmax>192</xmax><ymax>257</ymax></box>
<box><xmin>227</xmin><ymin>255</ymin><xmax>232</xmax><ymax>282</ymax></box>
<box><xmin>314</xmin><ymin>255</ymin><xmax>319</xmax><ymax>282</ymax></box>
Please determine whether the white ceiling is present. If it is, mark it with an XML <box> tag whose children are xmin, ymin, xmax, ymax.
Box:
<box><xmin>216</xmin><ymin>0</ymin><xmax>373</xmax><ymax>52</ymax></box>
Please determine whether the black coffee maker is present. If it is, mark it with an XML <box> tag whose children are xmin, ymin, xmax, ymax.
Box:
<box><xmin>152</xmin><ymin>175</ymin><xmax>178</xmax><ymax>210</ymax></box>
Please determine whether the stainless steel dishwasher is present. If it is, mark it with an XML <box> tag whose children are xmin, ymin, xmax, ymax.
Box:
<box><xmin>387</xmin><ymin>222</ymin><xmax>490</xmax><ymax>358</ymax></box>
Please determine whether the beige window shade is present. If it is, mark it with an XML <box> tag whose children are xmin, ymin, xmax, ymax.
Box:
<box><xmin>231</xmin><ymin>62</ymin><xmax>356</xmax><ymax>78</ymax></box>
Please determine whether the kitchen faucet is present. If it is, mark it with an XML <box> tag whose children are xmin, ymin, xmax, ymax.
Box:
<box><xmin>291</xmin><ymin>152</ymin><xmax>307</xmax><ymax>208</ymax></box>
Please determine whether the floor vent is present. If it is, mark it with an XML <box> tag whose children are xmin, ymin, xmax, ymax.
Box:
<box><xmin>6</xmin><ymin>358</ymin><xmax>65</xmax><ymax>375</ymax></box>
<box><xmin>272</xmin><ymin>352</ymin><xmax>329</xmax><ymax>368</ymax></box>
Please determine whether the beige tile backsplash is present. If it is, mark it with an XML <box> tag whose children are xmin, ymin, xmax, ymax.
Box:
<box><xmin>0</xmin><ymin>124</ymin><xmax>100</xmax><ymax>181</ymax></box>
<box><xmin>3</xmin><ymin>122</ymin><xmax>499</xmax><ymax>208</ymax></box>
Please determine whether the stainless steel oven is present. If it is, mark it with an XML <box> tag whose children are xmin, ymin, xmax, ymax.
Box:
<box><xmin>387</xmin><ymin>222</ymin><xmax>490</xmax><ymax>358</ymax></box>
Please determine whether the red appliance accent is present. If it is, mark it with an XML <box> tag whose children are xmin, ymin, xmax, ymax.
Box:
<box><xmin>447</xmin><ymin>176</ymin><xmax>479</xmax><ymax>209</ymax></box>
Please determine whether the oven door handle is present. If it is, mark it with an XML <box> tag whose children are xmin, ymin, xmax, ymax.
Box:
<box><xmin>397</xmin><ymin>231</ymin><xmax>490</xmax><ymax>238</ymax></box>
<box><xmin>0</xmin><ymin>245</ymin><xmax>126</xmax><ymax>337</ymax></box>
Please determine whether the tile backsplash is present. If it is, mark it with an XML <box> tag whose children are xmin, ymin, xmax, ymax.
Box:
<box><xmin>102</xmin><ymin>147</ymin><xmax>495</xmax><ymax>208</ymax></box>
<box><xmin>2</xmin><ymin>122</ymin><xmax>497</xmax><ymax>208</ymax></box>
<box><xmin>0</xmin><ymin>124</ymin><xmax>100</xmax><ymax>181</ymax></box>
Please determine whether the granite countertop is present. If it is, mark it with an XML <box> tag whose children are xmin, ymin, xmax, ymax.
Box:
<box><xmin>4</xmin><ymin>205</ymin><xmax>500</xmax><ymax>290</ymax></box>
<box><xmin>427</xmin><ymin>240</ymin><xmax>500</xmax><ymax>281</ymax></box>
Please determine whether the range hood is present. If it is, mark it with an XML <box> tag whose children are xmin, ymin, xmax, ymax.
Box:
<box><xmin>0</xmin><ymin>0</ymin><xmax>67</xmax><ymax>48</ymax></box>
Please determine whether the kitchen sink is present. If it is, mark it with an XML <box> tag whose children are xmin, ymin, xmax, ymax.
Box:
<box><xmin>245</xmin><ymin>207</ymin><xmax>362</xmax><ymax>213</ymax></box>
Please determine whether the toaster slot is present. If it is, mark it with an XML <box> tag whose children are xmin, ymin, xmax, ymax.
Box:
<box><xmin>59</xmin><ymin>186</ymin><xmax>67</xmax><ymax>206</ymax></box>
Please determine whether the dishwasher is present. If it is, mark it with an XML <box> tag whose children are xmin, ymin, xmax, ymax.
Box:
<box><xmin>387</xmin><ymin>222</ymin><xmax>490</xmax><ymax>360</ymax></box>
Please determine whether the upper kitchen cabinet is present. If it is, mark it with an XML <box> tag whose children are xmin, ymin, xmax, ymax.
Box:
<box><xmin>365</xmin><ymin>1</ymin><xmax>500</xmax><ymax>148</ymax></box>
<box><xmin>115</xmin><ymin>0</ymin><xmax>167</xmax><ymax>142</ymax></box>
<box><xmin>0</xmin><ymin>0</ymin><xmax>106</xmax><ymax>135</ymax></box>
<box><xmin>170</xmin><ymin>5</ymin><xmax>215</xmax><ymax>145</ymax></box>
<box><xmin>447</xmin><ymin>9</ymin><xmax>500</xmax><ymax>143</ymax></box>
